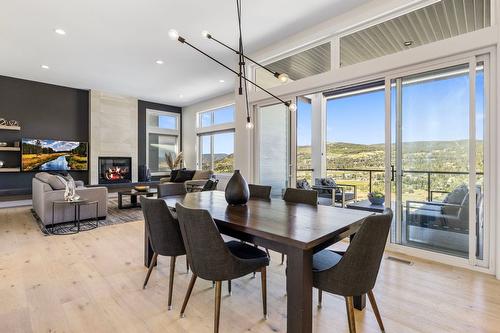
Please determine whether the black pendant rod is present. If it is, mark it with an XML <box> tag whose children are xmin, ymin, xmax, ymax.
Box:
<box><xmin>237</xmin><ymin>0</ymin><xmax>243</xmax><ymax>96</ymax></box>
<box><xmin>204</xmin><ymin>34</ymin><xmax>281</xmax><ymax>78</ymax></box>
<box><xmin>176</xmin><ymin>37</ymin><xmax>291</xmax><ymax>107</ymax></box>
<box><xmin>236</xmin><ymin>0</ymin><xmax>251</xmax><ymax>120</ymax></box>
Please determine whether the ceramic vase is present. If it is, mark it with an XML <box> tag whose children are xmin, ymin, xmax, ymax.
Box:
<box><xmin>225</xmin><ymin>170</ymin><xmax>249</xmax><ymax>205</ymax></box>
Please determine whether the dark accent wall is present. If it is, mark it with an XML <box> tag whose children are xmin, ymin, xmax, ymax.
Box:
<box><xmin>0</xmin><ymin>76</ymin><xmax>89</xmax><ymax>195</ymax></box>
<box><xmin>138</xmin><ymin>100</ymin><xmax>182</xmax><ymax>179</ymax></box>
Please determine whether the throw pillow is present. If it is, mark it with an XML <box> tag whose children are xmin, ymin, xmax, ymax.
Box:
<box><xmin>192</xmin><ymin>170</ymin><xmax>213</xmax><ymax>180</ymax></box>
<box><xmin>169</xmin><ymin>168</ymin><xmax>185</xmax><ymax>182</ymax></box>
<box><xmin>443</xmin><ymin>184</ymin><xmax>468</xmax><ymax>204</ymax></box>
<box><xmin>46</xmin><ymin>174</ymin><xmax>67</xmax><ymax>190</ymax></box>
<box><xmin>323</xmin><ymin>177</ymin><xmax>337</xmax><ymax>187</ymax></box>
<box><xmin>296</xmin><ymin>179</ymin><xmax>311</xmax><ymax>190</ymax></box>
<box><xmin>174</xmin><ymin>169</ymin><xmax>196</xmax><ymax>183</ymax></box>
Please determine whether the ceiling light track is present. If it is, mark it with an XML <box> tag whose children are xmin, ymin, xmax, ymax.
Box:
<box><xmin>169</xmin><ymin>0</ymin><xmax>295</xmax><ymax>129</ymax></box>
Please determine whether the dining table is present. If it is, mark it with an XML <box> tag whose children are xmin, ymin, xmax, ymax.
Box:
<box><xmin>143</xmin><ymin>191</ymin><xmax>373</xmax><ymax>333</ymax></box>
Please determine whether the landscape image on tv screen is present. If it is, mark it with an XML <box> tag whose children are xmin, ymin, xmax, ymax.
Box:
<box><xmin>22</xmin><ymin>139</ymin><xmax>88</xmax><ymax>171</ymax></box>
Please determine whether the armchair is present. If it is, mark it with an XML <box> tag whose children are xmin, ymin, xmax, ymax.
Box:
<box><xmin>312</xmin><ymin>178</ymin><xmax>357</xmax><ymax>207</ymax></box>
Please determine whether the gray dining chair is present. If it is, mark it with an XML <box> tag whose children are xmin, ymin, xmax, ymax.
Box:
<box><xmin>313</xmin><ymin>208</ymin><xmax>393</xmax><ymax>333</ymax></box>
<box><xmin>249</xmin><ymin>184</ymin><xmax>272</xmax><ymax>199</ymax></box>
<box><xmin>141</xmin><ymin>197</ymin><xmax>187</xmax><ymax>310</ymax></box>
<box><xmin>281</xmin><ymin>187</ymin><xmax>318</xmax><ymax>264</ymax></box>
<box><xmin>175</xmin><ymin>203</ymin><xmax>269</xmax><ymax>333</ymax></box>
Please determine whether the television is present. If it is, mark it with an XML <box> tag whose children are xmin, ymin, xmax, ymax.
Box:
<box><xmin>22</xmin><ymin>138</ymin><xmax>88</xmax><ymax>172</ymax></box>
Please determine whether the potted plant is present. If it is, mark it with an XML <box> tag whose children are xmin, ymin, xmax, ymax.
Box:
<box><xmin>367</xmin><ymin>191</ymin><xmax>385</xmax><ymax>205</ymax></box>
<box><xmin>165</xmin><ymin>151</ymin><xmax>184</xmax><ymax>171</ymax></box>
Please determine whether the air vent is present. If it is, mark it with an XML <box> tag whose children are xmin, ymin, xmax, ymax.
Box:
<box><xmin>340</xmin><ymin>0</ymin><xmax>491</xmax><ymax>66</ymax></box>
<box><xmin>386</xmin><ymin>256</ymin><xmax>414</xmax><ymax>265</ymax></box>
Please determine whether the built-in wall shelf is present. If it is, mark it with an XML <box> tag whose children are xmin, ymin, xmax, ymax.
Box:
<box><xmin>0</xmin><ymin>125</ymin><xmax>21</xmax><ymax>131</ymax></box>
<box><xmin>0</xmin><ymin>147</ymin><xmax>20</xmax><ymax>151</ymax></box>
<box><xmin>0</xmin><ymin>168</ymin><xmax>21</xmax><ymax>173</ymax></box>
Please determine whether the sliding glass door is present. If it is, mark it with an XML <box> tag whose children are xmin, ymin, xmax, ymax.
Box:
<box><xmin>387</xmin><ymin>57</ymin><xmax>488</xmax><ymax>265</ymax></box>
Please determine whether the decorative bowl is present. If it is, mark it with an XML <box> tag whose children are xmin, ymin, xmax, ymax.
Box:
<box><xmin>0</xmin><ymin>142</ymin><xmax>7</xmax><ymax>147</ymax></box>
<box><xmin>368</xmin><ymin>192</ymin><xmax>385</xmax><ymax>205</ymax></box>
<box><xmin>134</xmin><ymin>185</ymin><xmax>150</xmax><ymax>192</ymax></box>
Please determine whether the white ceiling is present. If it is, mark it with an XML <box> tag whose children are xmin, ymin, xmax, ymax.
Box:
<box><xmin>0</xmin><ymin>0</ymin><xmax>370</xmax><ymax>107</ymax></box>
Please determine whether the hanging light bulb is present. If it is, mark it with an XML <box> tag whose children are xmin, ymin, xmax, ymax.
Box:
<box><xmin>278</xmin><ymin>73</ymin><xmax>289</xmax><ymax>83</ymax></box>
<box><xmin>168</xmin><ymin>29</ymin><xmax>179</xmax><ymax>40</ymax></box>
<box><xmin>201</xmin><ymin>30</ymin><xmax>211</xmax><ymax>39</ymax></box>
<box><xmin>246</xmin><ymin>116</ymin><xmax>254</xmax><ymax>129</ymax></box>
<box><xmin>288</xmin><ymin>102</ymin><xmax>297</xmax><ymax>112</ymax></box>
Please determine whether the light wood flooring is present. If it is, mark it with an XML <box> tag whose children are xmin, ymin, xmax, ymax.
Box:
<box><xmin>1</xmin><ymin>206</ymin><xmax>500</xmax><ymax>332</ymax></box>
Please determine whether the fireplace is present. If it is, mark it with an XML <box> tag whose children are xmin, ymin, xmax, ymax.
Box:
<box><xmin>98</xmin><ymin>157</ymin><xmax>132</xmax><ymax>184</ymax></box>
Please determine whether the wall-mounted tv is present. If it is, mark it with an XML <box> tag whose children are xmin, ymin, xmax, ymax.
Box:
<box><xmin>22</xmin><ymin>139</ymin><xmax>88</xmax><ymax>172</ymax></box>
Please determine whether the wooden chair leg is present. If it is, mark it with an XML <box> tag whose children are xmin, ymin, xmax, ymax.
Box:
<box><xmin>180</xmin><ymin>274</ymin><xmax>197</xmax><ymax>317</ymax></box>
<box><xmin>281</xmin><ymin>253</ymin><xmax>285</xmax><ymax>265</ymax></box>
<box><xmin>261</xmin><ymin>267</ymin><xmax>267</xmax><ymax>319</ymax></box>
<box><xmin>318</xmin><ymin>289</ymin><xmax>323</xmax><ymax>308</ymax></box>
<box><xmin>368</xmin><ymin>290</ymin><xmax>385</xmax><ymax>332</ymax></box>
<box><xmin>168</xmin><ymin>256</ymin><xmax>176</xmax><ymax>310</ymax></box>
<box><xmin>214</xmin><ymin>281</ymin><xmax>222</xmax><ymax>333</ymax></box>
<box><xmin>186</xmin><ymin>255</ymin><xmax>189</xmax><ymax>273</ymax></box>
<box><xmin>143</xmin><ymin>252</ymin><xmax>158</xmax><ymax>289</ymax></box>
<box><xmin>345</xmin><ymin>296</ymin><xmax>356</xmax><ymax>333</ymax></box>
<box><xmin>228</xmin><ymin>280</ymin><xmax>232</xmax><ymax>295</ymax></box>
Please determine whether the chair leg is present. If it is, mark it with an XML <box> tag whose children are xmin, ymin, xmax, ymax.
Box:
<box><xmin>345</xmin><ymin>296</ymin><xmax>356</xmax><ymax>333</ymax></box>
<box><xmin>261</xmin><ymin>267</ymin><xmax>267</xmax><ymax>319</ymax></box>
<box><xmin>168</xmin><ymin>256</ymin><xmax>176</xmax><ymax>310</ymax></box>
<box><xmin>214</xmin><ymin>281</ymin><xmax>222</xmax><ymax>333</ymax></box>
<box><xmin>368</xmin><ymin>290</ymin><xmax>385</xmax><ymax>332</ymax></box>
<box><xmin>180</xmin><ymin>274</ymin><xmax>197</xmax><ymax>317</ymax></box>
<box><xmin>265</xmin><ymin>248</ymin><xmax>271</xmax><ymax>260</ymax></box>
<box><xmin>228</xmin><ymin>280</ymin><xmax>232</xmax><ymax>295</ymax></box>
<box><xmin>143</xmin><ymin>252</ymin><xmax>158</xmax><ymax>289</ymax></box>
<box><xmin>186</xmin><ymin>255</ymin><xmax>189</xmax><ymax>273</ymax></box>
<box><xmin>281</xmin><ymin>253</ymin><xmax>285</xmax><ymax>265</ymax></box>
<box><xmin>318</xmin><ymin>289</ymin><xmax>323</xmax><ymax>308</ymax></box>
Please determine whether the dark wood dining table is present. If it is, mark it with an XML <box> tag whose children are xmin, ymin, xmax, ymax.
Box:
<box><xmin>143</xmin><ymin>191</ymin><xmax>373</xmax><ymax>333</ymax></box>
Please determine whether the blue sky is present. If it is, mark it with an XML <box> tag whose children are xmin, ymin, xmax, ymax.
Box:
<box><xmin>296</xmin><ymin>69</ymin><xmax>484</xmax><ymax>146</ymax></box>
<box><xmin>23</xmin><ymin>139</ymin><xmax>83</xmax><ymax>151</ymax></box>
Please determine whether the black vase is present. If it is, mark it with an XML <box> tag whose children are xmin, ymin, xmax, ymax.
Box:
<box><xmin>225</xmin><ymin>170</ymin><xmax>249</xmax><ymax>205</ymax></box>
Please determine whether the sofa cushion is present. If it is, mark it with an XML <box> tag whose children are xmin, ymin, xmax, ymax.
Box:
<box><xmin>322</xmin><ymin>177</ymin><xmax>337</xmax><ymax>187</ymax></box>
<box><xmin>192</xmin><ymin>170</ymin><xmax>213</xmax><ymax>180</ymax></box>
<box><xmin>35</xmin><ymin>172</ymin><xmax>52</xmax><ymax>184</ymax></box>
<box><xmin>442</xmin><ymin>184</ymin><xmax>468</xmax><ymax>214</ymax></box>
<box><xmin>174</xmin><ymin>169</ymin><xmax>196</xmax><ymax>183</ymax></box>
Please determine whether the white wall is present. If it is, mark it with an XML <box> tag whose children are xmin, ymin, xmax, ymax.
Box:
<box><xmin>89</xmin><ymin>90</ymin><xmax>138</xmax><ymax>184</ymax></box>
<box><xmin>181</xmin><ymin>93</ymin><xmax>235</xmax><ymax>169</ymax></box>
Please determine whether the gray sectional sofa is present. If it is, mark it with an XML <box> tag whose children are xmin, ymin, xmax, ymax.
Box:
<box><xmin>32</xmin><ymin>172</ymin><xmax>108</xmax><ymax>225</ymax></box>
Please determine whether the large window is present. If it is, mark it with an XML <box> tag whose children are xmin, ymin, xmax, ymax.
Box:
<box><xmin>146</xmin><ymin>109</ymin><xmax>180</xmax><ymax>174</ymax></box>
<box><xmin>199</xmin><ymin>131</ymin><xmax>235</xmax><ymax>173</ymax></box>
<box><xmin>197</xmin><ymin>105</ymin><xmax>235</xmax><ymax>174</ymax></box>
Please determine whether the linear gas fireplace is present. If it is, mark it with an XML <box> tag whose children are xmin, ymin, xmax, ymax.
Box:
<box><xmin>98</xmin><ymin>157</ymin><xmax>132</xmax><ymax>184</ymax></box>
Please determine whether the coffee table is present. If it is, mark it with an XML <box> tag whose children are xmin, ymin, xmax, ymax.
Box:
<box><xmin>346</xmin><ymin>199</ymin><xmax>386</xmax><ymax>213</ymax></box>
<box><xmin>118</xmin><ymin>189</ymin><xmax>157</xmax><ymax>209</ymax></box>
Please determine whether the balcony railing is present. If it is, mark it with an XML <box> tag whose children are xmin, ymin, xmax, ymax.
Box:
<box><xmin>296</xmin><ymin>167</ymin><xmax>483</xmax><ymax>201</ymax></box>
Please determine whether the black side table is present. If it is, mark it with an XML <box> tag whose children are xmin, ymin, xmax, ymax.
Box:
<box><xmin>48</xmin><ymin>199</ymin><xmax>99</xmax><ymax>235</ymax></box>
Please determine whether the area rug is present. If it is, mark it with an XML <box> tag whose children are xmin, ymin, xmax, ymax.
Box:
<box><xmin>32</xmin><ymin>196</ymin><xmax>144</xmax><ymax>235</ymax></box>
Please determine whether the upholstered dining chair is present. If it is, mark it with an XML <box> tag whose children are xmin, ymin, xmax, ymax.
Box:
<box><xmin>281</xmin><ymin>187</ymin><xmax>318</xmax><ymax>264</ymax></box>
<box><xmin>249</xmin><ymin>184</ymin><xmax>272</xmax><ymax>199</ymax></box>
<box><xmin>313</xmin><ymin>208</ymin><xmax>393</xmax><ymax>333</ymax></box>
<box><xmin>141</xmin><ymin>197</ymin><xmax>187</xmax><ymax>311</ymax></box>
<box><xmin>175</xmin><ymin>203</ymin><xmax>269</xmax><ymax>333</ymax></box>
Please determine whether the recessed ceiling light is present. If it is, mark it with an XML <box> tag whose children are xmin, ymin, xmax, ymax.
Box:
<box><xmin>41</xmin><ymin>65</ymin><xmax>50</xmax><ymax>70</ymax></box>
<box><xmin>219</xmin><ymin>79</ymin><xmax>225</xmax><ymax>83</ymax></box>
<box><xmin>155</xmin><ymin>60</ymin><xmax>164</xmax><ymax>65</ymax></box>
<box><xmin>403</xmin><ymin>40</ymin><xmax>413</xmax><ymax>47</ymax></box>
<box><xmin>54</xmin><ymin>28</ymin><xmax>66</xmax><ymax>35</ymax></box>
<box><xmin>179</xmin><ymin>94</ymin><xmax>184</xmax><ymax>98</ymax></box>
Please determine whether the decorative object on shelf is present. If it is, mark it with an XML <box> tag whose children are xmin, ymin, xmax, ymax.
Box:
<box><xmin>13</xmin><ymin>141</ymin><xmax>20</xmax><ymax>147</ymax></box>
<box><xmin>165</xmin><ymin>151</ymin><xmax>183</xmax><ymax>170</ymax></box>
<box><xmin>0</xmin><ymin>118</ymin><xmax>6</xmax><ymax>126</ymax></box>
<box><xmin>134</xmin><ymin>185</ymin><xmax>150</xmax><ymax>192</ymax></box>
<box><xmin>8</xmin><ymin>119</ymin><xmax>19</xmax><ymax>126</ymax></box>
<box><xmin>225</xmin><ymin>170</ymin><xmax>249</xmax><ymax>205</ymax></box>
<box><xmin>168</xmin><ymin>0</ymin><xmax>297</xmax><ymax>130</ymax></box>
<box><xmin>0</xmin><ymin>142</ymin><xmax>7</xmax><ymax>147</ymax></box>
<box><xmin>0</xmin><ymin>160</ymin><xmax>4</xmax><ymax>168</ymax></box>
<box><xmin>368</xmin><ymin>191</ymin><xmax>385</xmax><ymax>205</ymax></box>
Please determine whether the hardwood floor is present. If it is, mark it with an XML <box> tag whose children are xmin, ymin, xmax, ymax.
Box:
<box><xmin>1</xmin><ymin>206</ymin><xmax>499</xmax><ymax>332</ymax></box>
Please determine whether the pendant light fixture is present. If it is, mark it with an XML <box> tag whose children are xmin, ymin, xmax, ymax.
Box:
<box><xmin>168</xmin><ymin>0</ymin><xmax>296</xmax><ymax>129</ymax></box>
